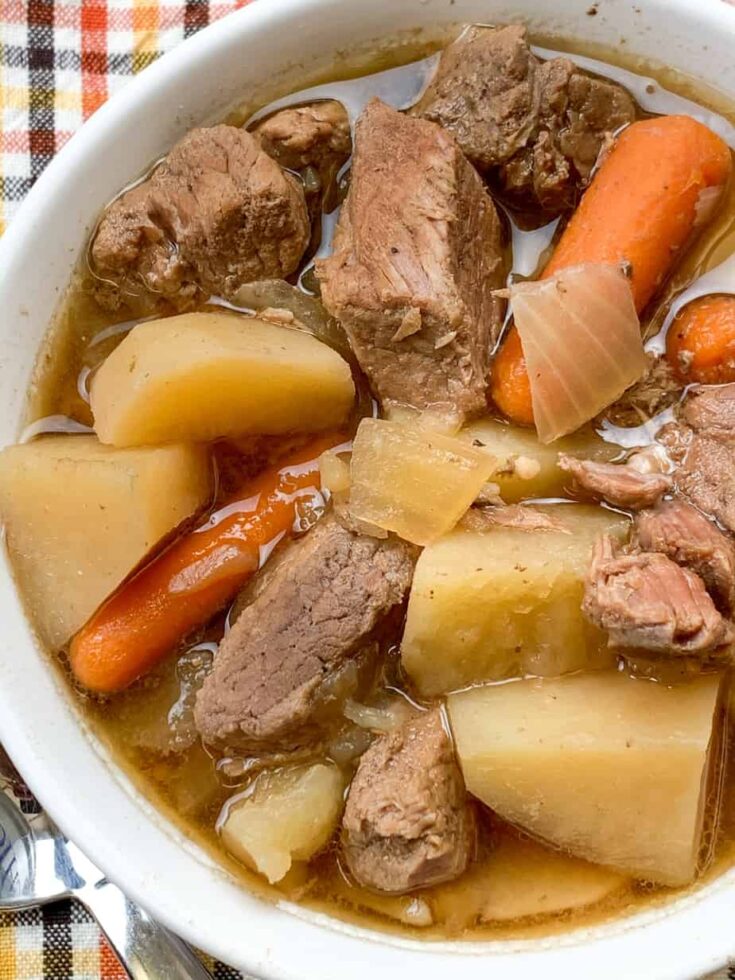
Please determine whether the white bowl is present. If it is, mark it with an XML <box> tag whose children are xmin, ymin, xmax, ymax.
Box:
<box><xmin>1</xmin><ymin>1</ymin><xmax>735</xmax><ymax>977</ymax></box>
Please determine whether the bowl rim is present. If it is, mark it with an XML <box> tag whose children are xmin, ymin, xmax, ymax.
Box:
<box><xmin>2</xmin><ymin>0</ymin><xmax>735</xmax><ymax>977</ymax></box>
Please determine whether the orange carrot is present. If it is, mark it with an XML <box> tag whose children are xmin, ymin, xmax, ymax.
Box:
<box><xmin>490</xmin><ymin>328</ymin><xmax>535</xmax><ymax>426</ymax></box>
<box><xmin>491</xmin><ymin>115</ymin><xmax>733</xmax><ymax>426</ymax></box>
<box><xmin>666</xmin><ymin>294</ymin><xmax>735</xmax><ymax>384</ymax></box>
<box><xmin>70</xmin><ymin>433</ymin><xmax>345</xmax><ymax>693</ymax></box>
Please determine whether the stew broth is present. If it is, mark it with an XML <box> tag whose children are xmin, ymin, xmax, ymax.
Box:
<box><xmin>15</xmin><ymin>28</ymin><xmax>735</xmax><ymax>940</ymax></box>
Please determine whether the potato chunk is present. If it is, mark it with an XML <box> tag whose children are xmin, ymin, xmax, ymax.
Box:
<box><xmin>459</xmin><ymin>419</ymin><xmax>618</xmax><ymax>502</ymax></box>
<box><xmin>220</xmin><ymin>763</ymin><xmax>345</xmax><ymax>884</ymax></box>
<box><xmin>431</xmin><ymin>833</ymin><xmax>628</xmax><ymax>929</ymax></box>
<box><xmin>91</xmin><ymin>312</ymin><xmax>355</xmax><ymax>447</ymax></box>
<box><xmin>448</xmin><ymin>671</ymin><xmax>723</xmax><ymax>886</ymax></box>
<box><xmin>0</xmin><ymin>435</ymin><xmax>211</xmax><ymax>647</ymax></box>
<box><xmin>349</xmin><ymin>418</ymin><xmax>496</xmax><ymax>545</ymax></box>
<box><xmin>402</xmin><ymin>505</ymin><xmax>628</xmax><ymax>695</ymax></box>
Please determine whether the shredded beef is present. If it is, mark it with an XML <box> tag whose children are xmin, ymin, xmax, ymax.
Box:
<box><xmin>583</xmin><ymin>535</ymin><xmax>733</xmax><ymax>656</ymax></box>
<box><xmin>559</xmin><ymin>454</ymin><xmax>671</xmax><ymax>510</ymax></box>
<box><xmin>634</xmin><ymin>499</ymin><xmax>735</xmax><ymax>613</ymax></box>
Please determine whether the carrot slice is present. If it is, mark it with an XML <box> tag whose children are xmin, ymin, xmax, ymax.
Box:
<box><xmin>69</xmin><ymin>433</ymin><xmax>345</xmax><ymax>693</ymax></box>
<box><xmin>491</xmin><ymin>115</ymin><xmax>733</xmax><ymax>426</ymax></box>
<box><xmin>666</xmin><ymin>294</ymin><xmax>735</xmax><ymax>384</ymax></box>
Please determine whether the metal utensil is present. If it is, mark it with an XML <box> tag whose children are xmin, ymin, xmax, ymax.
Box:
<box><xmin>0</xmin><ymin>746</ymin><xmax>214</xmax><ymax>980</ymax></box>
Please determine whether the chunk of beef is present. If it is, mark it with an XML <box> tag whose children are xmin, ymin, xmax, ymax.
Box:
<box><xmin>253</xmin><ymin>100</ymin><xmax>351</xmax><ymax>178</ymax></box>
<box><xmin>583</xmin><ymin>535</ymin><xmax>733</xmax><ymax>656</ymax></box>
<box><xmin>634</xmin><ymin>500</ymin><xmax>735</xmax><ymax>613</ymax></box>
<box><xmin>682</xmin><ymin>383</ymin><xmax>735</xmax><ymax>440</ymax></box>
<box><xmin>342</xmin><ymin>708</ymin><xmax>475</xmax><ymax>893</ymax></box>
<box><xmin>92</xmin><ymin>125</ymin><xmax>310</xmax><ymax>310</ymax></box>
<box><xmin>316</xmin><ymin>99</ymin><xmax>505</xmax><ymax>420</ymax></box>
<box><xmin>558</xmin><ymin>454</ymin><xmax>671</xmax><ymax>510</ymax></box>
<box><xmin>194</xmin><ymin>515</ymin><xmax>416</xmax><ymax>755</ymax></box>
<box><xmin>414</xmin><ymin>24</ymin><xmax>636</xmax><ymax>212</ymax></box>
<box><xmin>655</xmin><ymin>388</ymin><xmax>735</xmax><ymax>534</ymax></box>
<box><xmin>675</xmin><ymin>433</ymin><xmax>735</xmax><ymax>535</ymax></box>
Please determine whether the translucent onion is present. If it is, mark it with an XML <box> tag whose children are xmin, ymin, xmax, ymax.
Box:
<box><xmin>511</xmin><ymin>264</ymin><xmax>647</xmax><ymax>443</ymax></box>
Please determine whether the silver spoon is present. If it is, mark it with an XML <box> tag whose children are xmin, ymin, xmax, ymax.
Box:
<box><xmin>0</xmin><ymin>747</ymin><xmax>214</xmax><ymax>980</ymax></box>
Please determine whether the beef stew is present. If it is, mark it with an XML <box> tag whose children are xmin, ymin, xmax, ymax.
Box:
<box><xmin>2</xmin><ymin>23</ymin><xmax>735</xmax><ymax>941</ymax></box>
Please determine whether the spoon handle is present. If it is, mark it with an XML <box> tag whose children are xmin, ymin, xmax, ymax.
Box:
<box><xmin>76</xmin><ymin>876</ymin><xmax>214</xmax><ymax>980</ymax></box>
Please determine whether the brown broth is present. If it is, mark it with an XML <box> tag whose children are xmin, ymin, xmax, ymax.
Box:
<box><xmin>16</xmin><ymin>27</ymin><xmax>735</xmax><ymax>942</ymax></box>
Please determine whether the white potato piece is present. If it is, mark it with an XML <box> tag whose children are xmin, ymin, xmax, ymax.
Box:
<box><xmin>349</xmin><ymin>418</ymin><xmax>496</xmax><ymax>546</ymax></box>
<box><xmin>91</xmin><ymin>312</ymin><xmax>355</xmax><ymax>447</ymax></box>
<box><xmin>401</xmin><ymin>505</ymin><xmax>628</xmax><ymax>695</ymax></box>
<box><xmin>459</xmin><ymin>419</ymin><xmax>618</xmax><ymax>502</ymax></box>
<box><xmin>220</xmin><ymin>763</ymin><xmax>345</xmax><ymax>884</ymax></box>
<box><xmin>0</xmin><ymin>435</ymin><xmax>211</xmax><ymax>647</ymax></box>
<box><xmin>448</xmin><ymin>671</ymin><xmax>723</xmax><ymax>886</ymax></box>
<box><xmin>432</xmin><ymin>833</ymin><xmax>628</xmax><ymax>929</ymax></box>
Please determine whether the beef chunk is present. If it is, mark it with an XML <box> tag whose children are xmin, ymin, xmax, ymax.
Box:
<box><xmin>92</xmin><ymin>125</ymin><xmax>310</xmax><ymax>310</ymax></box>
<box><xmin>194</xmin><ymin>515</ymin><xmax>416</xmax><ymax>755</ymax></box>
<box><xmin>558</xmin><ymin>454</ymin><xmax>671</xmax><ymax>510</ymax></box>
<box><xmin>253</xmin><ymin>100</ymin><xmax>351</xmax><ymax>178</ymax></box>
<box><xmin>675</xmin><ymin>432</ymin><xmax>735</xmax><ymax>535</ymax></box>
<box><xmin>655</xmin><ymin>387</ymin><xmax>735</xmax><ymax>534</ymax></box>
<box><xmin>682</xmin><ymin>383</ymin><xmax>735</xmax><ymax>439</ymax></box>
<box><xmin>317</xmin><ymin>99</ymin><xmax>505</xmax><ymax>420</ymax></box>
<box><xmin>342</xmin><ymin>709</ymin><xmax>475</xmax><ymax>893</ymax></box>
<box><xmin>583</xmin><ymin>535</ymin><xmax>733</xmax><ymax>656</ymax></box>
<box><xmin>634</xmin><ymin>500</ymin><xmax>735</xmax><ymax>613</ymax></box>
<box><xmin>414</xmin><ymin>25</ymin><xmax>636</xmax><ymax>211</ymax></box>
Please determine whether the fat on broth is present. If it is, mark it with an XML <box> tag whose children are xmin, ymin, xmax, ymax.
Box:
<box><xmin>12</xmin><ymin>27</ymin><xmax>735</xmax><ymax>939</ymax></box>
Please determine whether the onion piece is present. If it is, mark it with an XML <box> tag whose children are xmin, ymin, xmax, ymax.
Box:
<box><xmin>231</xmin><ymin>279</ymin><xmax>352</xmax><ymax>360</ymax></box>
<box><xmin>511</xmin><ymin>264</ymin><xmax>647</xmax><ymax>443</ymax></box>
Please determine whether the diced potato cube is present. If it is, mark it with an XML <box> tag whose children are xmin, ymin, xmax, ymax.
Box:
<box><xmin>0</xmin><ymin>435</ymin><xmax>211</xmax><ymax>648</ymax></box>
<box><xmin>401</xmin><ymin>505</ymin><xmax>628</xmax><ymax>695</ymax></box>
<box><xmin>91</xmin><ymin>312</ymin><xmax>355</xmax><ymax>447</ymax></box>
<box><xmin>448</xmin><ymin>671</ymin><xmax>723</xmax><ymax>886</ymax></box>
<box><xmin>220</xmin><ymin>763</ymin><xmax>345</xmax><ymax>884</ymax></box>
<box><xmin>459</xmin><ymin>419</ymin><xmax>619</xmax><ymax>502</ymax></box>
<box><xmin>349</xmin><ymin>418</ymin><xmax>496</xmax><ymax>546</ymax></box>
<box><xmin>431</xmin><ymin>833</ymin><xmax>628</xmax><ymax>929</ymax></box>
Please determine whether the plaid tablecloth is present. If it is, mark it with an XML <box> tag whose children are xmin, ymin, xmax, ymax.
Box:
<box><xmin>0</xmin><ymin>0</ymin><xmax>252</xmax><ymax>234</ymax></box>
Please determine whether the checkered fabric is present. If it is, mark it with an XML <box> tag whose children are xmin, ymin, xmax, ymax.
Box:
<box><xmin>0</xmin><ymin>904</ymin><xmax>245</xmax><ymax>978</ymax></box>
<box><xmin>0</xmin><ymin>0</ymin><xmax>252</xmax><ymax>234</ymax></box>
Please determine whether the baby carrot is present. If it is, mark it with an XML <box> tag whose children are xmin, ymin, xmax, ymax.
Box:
<box><xmin>69</xmin><ymin>432</ymin><xmax>344</xmax><ymax>694</ymax></box>
<box><xmin>491</xmin><ymin>115</ymin><xmax>733</xmax><ymax>426</ymax></box>
<box><xmin>666</xmin><ymin>294</ymin><xmax>735</xmax><ymax>384</ymax></box>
